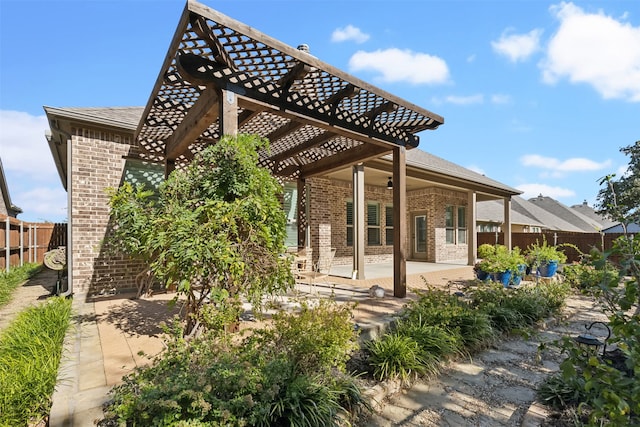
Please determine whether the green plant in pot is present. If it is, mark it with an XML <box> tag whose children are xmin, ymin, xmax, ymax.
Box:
<box><xmin>477</xmin><ymin>245</ymin><xmax>526</xmax><ymax>286</ymax></box>
<box><xmin>526</xmin><ymin>238</ymin><xmax>567</xmax><ymax>278</ymax></box>
<box><xmin>475</xmin><ymin>244</ymin><xmax>497</xmax><ymax>280</ymax></box>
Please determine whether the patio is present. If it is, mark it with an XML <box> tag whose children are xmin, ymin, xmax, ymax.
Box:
<box><xmin>49</xmin><ymin>261</ymin><xmax>473</xmax><ymax>426</ymax></box>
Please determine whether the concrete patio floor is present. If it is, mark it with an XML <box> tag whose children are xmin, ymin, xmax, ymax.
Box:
<box><xmin>49</xmin><ymin>262</ymin><xmax>474</xmax><ymax>426</ymax></box>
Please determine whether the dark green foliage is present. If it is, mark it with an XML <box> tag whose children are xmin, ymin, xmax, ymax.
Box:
<box><xmin>537</xmin><ymin>372</ymin><xmax>586</xmax><ymax>409</ymax></box>
<box><xmin>103</xmin><ymin>300</ymin><xmax>363</xmax><ymax>427</ymax></box>
<box><xmin>596</xmin><ymin>142</ymin><xmax>640</xmax><ymax>227</ymax></box>
<box><xmin>365</xmin><ymin>334</ymin><xmax>431</xmax><ymax>383</ymax></box>
<box><xmin>107</xmin><ymin>134</ymin><xmax>294</xmax><ymax>335</ymax></box>
<box><xmin>404</xmin><ymin>288</ymin><xmax>496</xmax><ymax>350</ymax></box>
<box><xmin>252</xmin><ymin>299</ymin><xmax>359</xmax><ymax>376</ymax></box>
<box><xmin>0</xmin><ymin>297</ymin><xmax>72</xmax><ymax>426</ymax></box>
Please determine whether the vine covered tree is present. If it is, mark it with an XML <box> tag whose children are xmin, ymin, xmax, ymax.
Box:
<box><xmin>596</xmin><ymin>141</ymin><xmax>640</xmax><ymax>229</ymax></box>
<box><xmin>107</xmin><ymin>134</ymin><xmax>294</xmax><ymax>335</ymax></box>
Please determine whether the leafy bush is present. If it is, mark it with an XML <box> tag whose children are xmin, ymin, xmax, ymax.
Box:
<box><xmin>104</xmin><ymin>300</ymin><xmax>363</xmax><ymax>426</ymax></box>
<box><xmin>471</xmin><ymin>282</ymin><xmax>570</xmax><ymax>331</ymax></box>
<box><xmin>0</xmin><ymin>296</ymin><xmax>72</xmax><ymax>426</ymax></box>
<box><xmin>0</xmin><ymin>263</ymin><xmax>41</xmax><ymax>307</ymax></box>
<box><xmin>538</xmin><ymin>234</ymin><xmax>640</xmax><ymax>426</ymax></box>
<box><xmin>365</xmin><ymin>334</ymin><xmax>429</xmax><ymax>383</ymax></box>
<box><xmin>404</xmin><ymin>288</ymin><xmax>495</xmax><ymax>351</ymax></box>
<box><xmin>252</xmin><ymin>299</ymin><xmax>359</xmax><ymax>375</ymax></box>
<box><xmin>562</xmin><ymin>261</ymin><xmax>620</xmax><ymax>291</ymax></box>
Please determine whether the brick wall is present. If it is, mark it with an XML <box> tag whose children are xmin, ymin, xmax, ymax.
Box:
<box><xmin>70</xmin><ymin>128</ymin><xmax>145</xmax><ymax>294</ymax></box>
<box><xmin>409</xmin><ymin>187</ymin><xmax>468</xmax><ymax>263</ymax></box>
<box><xmin>327</xmin><ymin>182</ymin><xmax>469</xmax><ymax>265</ymax></box>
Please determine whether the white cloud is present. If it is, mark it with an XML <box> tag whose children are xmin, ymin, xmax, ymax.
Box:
<box><xmin>348</xmin><ymin>48</ymin><xmax>450</xmax><ymax>84</ymax></box>
<box><xmin>14</xmin><ymin>187</ymin><xmax>67</xmax><ymax>222</ymax></box>
<box><xmin>517</xmin><ymin>183</ymin><xmax>576</xmax><ymax>199</ymax></box>
<box><xmin>430</xmin><ymin>94</ymin><xmax>483</xmax><ymax>105</ymax></box>
<box><xmin>541</xmin><ymin>2</ymin><xmax>640</xmax><ymax>102</ymax></box>
<box><xmin>0</xmin><ymin>110</ymin><xmax>67</xmax><ymax>222</ymax></box>
<box><xmin>491</xmin><ymin>94</ymin><xmax>512</xmax><ymax>104</ymax></box>
<box><xmin>331</xmin><ymin>25</ymin><xmax>370</xmax><ymax>44</ymax></box>
<box><xmin>492</xmin><ymin>28</ymin><xmax>543</xmax><ymax>62</ymax></box>
<box><xmin>521</xmin><ymin>154</ymin><xmax>612</xmax><ymax>173</ymax></box>
<box><xmin>0</xmin><ymin>110</ymin><xmax>57</xmax><ymax>181</ymax></box>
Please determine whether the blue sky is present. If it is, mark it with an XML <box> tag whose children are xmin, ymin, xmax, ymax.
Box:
<box><xmin>0</xmin><ymin>0</ymin><xmax>638</xmax><ymax>223</ymax></box>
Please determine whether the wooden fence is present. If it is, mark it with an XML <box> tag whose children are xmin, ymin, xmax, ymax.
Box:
<box><xmin>478</xmin><ymin>231</ymin><xmax>626</xmax><ymax>264</ymax></box>
<box><xmin>0</xmin><ymin>215</ymin><xmax>67</xmax><ymax>272</ymax></box>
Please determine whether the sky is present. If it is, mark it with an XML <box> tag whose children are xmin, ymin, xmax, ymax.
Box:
<box><xmin>0</xmin><ymin>0</ymin><xmax>638</xmax><ymax>223</ymax></box>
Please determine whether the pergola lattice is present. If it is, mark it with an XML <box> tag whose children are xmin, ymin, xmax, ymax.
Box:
<box><xmin>135</xmin><ymin>0</ymin><xmax>444</xmax><ymax>179</ymax></box>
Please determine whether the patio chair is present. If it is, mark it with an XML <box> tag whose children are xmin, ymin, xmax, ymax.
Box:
<box><xmin>298</xmin><ymin>247</ymin><xmax>336</xmax><ymax>294</ymax></box>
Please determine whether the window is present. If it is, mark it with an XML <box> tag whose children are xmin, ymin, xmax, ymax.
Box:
<box><xmin>122</xmin><ymin>159</ymin><xmax>164</xmax><ymax>193</ymax></box>
<box><xmin>457</xmin><ymin>206</ymin><xmax>467</xmax><ymax>244</ymax></box>
<box><xmin>346</xmin><ymin>201</ymin><xmax>353</xmax><ymax>247</ymax></box>
<box><xmin>445</xmin><ymin>206</ymin><xmax>455</xmax><ymax>244</ymax></box>
<box><xmin>367</xmin><ymin>202</ymin><xmax>381</xmax><ymax>246</ymax></box>
<box><xmin>283</xmin><ymin>182</ymin><xmax>298</xmax><ymax>248</ymax></box>
<box><xmin>445</xmin><ymin>205</ymin><xmax>467</xmax><ymax>245</ymax></box>
<box><xmin>385</xmin><ymin>205</ymin><xmax>394</xmax><ymax>246</ymax></box>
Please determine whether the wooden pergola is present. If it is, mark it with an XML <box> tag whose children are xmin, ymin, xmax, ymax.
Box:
<box><xmin>135</xmin><ymin>0</ymin><xmax>445</xmax><ymax>297</ymax></box>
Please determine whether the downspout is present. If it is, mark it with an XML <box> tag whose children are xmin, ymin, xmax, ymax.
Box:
<box><xmin>46</xmin><ymin>123</ymin><xmax>73</xmax><ymax>297</ymax></box>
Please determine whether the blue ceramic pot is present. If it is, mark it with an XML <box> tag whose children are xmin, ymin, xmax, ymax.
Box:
<box><xmin>537</xmin><ymin>260</ymin><xmax>558</xmax><ymax>277</ymax></box>
<box><xmin>476</xmin><ymin>270</ymin><xmax>490</xmax><ymax>281</ymax></box>
<box><xmin>491</xmin><ymin>271</ymin><xmax>512</xmax><ymax>287</ymax></box>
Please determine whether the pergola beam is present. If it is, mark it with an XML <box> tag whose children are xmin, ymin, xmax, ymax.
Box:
<box><xmin>164</xmin><ymin>87</ymin><xmax>220</xmax><ymax>161</ymax></box>
<box><xmin>300</xmin><ymin>143</ymin><xmax>391</xmax><ymax>178</ymax></box>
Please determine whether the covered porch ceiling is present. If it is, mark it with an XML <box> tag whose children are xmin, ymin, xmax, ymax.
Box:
<box><xmin>135</xmin><ymin>0</ymin><xmax>444</xmax><ymax>179</ymax></box>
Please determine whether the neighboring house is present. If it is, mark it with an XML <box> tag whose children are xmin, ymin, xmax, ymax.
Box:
<box><xmin>44</xmin><ymin>1</ymin><xmax>520</xmax><ymax>297</ymax></box>
<box><xmin>477</xmin><ymin>197</ymin><xmax>545</xmax><ymax>233</ymax></box>
<box><xmin>570</xmin><ymin>200</ymin><xmax>618</xmax><ymax>230</ymax></box>
<box><xmin>0</xmin><ymin>158</ymin><xmax>22</xmax><ymax>218</ymax></box>
<box><xmin>528</xmin><ymin>195</ymin><xmax>608</xmax><ymax>232</ymax></box>
<box><xmin>477</xmin><ymin>195</ymin><xmax>617</xmax><ymax>233</ymax></box>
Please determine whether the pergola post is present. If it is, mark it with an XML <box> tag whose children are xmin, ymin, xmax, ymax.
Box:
<box><xmin>352</xmin><ymin>164</ymin><xmax>365</xmax><ymax>279</ymax></box>
<box><xmin>219</xmin><ymin>89</ymin><xmax>238</xmax><ymax>136</ymax></box>
<box><xmin>467</xmin><ymin>191</ymin><xmax>477</xmax><ymax>265</ymax></box>
<box><xmin>503</xmin><ymin>197</ymin><xmax>512</xmax><ymax>249</ymax></box>
<box><xmin>393</xmin><ymin>146</ymin><xmax>407</xmax><ymax>298</ymax></box>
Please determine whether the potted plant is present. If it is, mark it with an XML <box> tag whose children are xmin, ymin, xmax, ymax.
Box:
<box><xmin>525</xmin><ymin>238</ymin><xmax>567</xmax><ymax>278</ymax></box>
<box><xmin>477</xmin><ymin>245</ymin><xmax>526</xmax><ymax>287</ymax></box>
<box><xmin>475</xmin><ymin>244</ymin><xmax>497</xmax><ymax>280</ymax></box>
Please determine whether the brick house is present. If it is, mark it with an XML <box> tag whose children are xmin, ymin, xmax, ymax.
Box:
<box><xmin>44</xmin><ymin>1</ymin><xmax>520</xmax><ymax>298</ymax></box>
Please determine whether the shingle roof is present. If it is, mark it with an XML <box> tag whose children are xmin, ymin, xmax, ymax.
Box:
<box><xmin>570</xmin><ymin>200</ymin><xmax>618</xmax><ymax>230</ymax></box>
<box><xmin>476</xmin><ymin>198</ymin><xmax>545</xmax><ymax>226</ymax></box>
<box><xmin>389</xmin><ymin>150</ymin><xmax>522</xmax><ymax>195</ymax></box>
<box><xmin>0</xmin><ymin>158</ymin><xmax>22</xmax><ymax>217</ymax></box>
<box><xmin>528</xmin><ymin>195</ymin><xmax>605</xmax><ymax>232</ymax></box>
<box><xmin>43</xmin><ymin>106</ymin><xmax>142</xmax><ymax>131</ymax></box>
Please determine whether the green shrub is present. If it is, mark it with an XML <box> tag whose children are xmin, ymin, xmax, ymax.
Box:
<box><xmin>470</xmin><ymin>282</ymin><xmax>570</xmax><ymax>332</ymax></box>
<box><xmin>365</xmin><ymin>334</ymin><xmax>428</xmax><ymax>383</ymax></box>
<box><xmin>0</xmin><ymin>263</ymin><xmax>42</xmax><ymax>307</ymax></box>
<box><xmin>394</xmin><ymin>320</ymin><xmax>464</xmax><ymax>360</ymax></box>
<box><xmin>252</xmin><ymin>299</ymin><xmax>359</xmax><ymax>375</ymax></box>
<box><xmin>404</xmin><ymin>288</ymin><xmax>495</xmax><ymax>351</ymax></box>
<box><xmin>0</xmin><ymin>296</ymin><xmax>72</xmax><ymax>426</ymax></box>
<box><xmin>537</xmin><ymin>372</ymin><xmax>586</xmax><ymax>409</ymax></box>
<box><xmin>104</xmin><ymin>301</ymin><xmax>363</xmax><ymax>427</ymax></box>
<box><xmin>562</xmin><ymin>262</ymin><xmax>620</xmax><ymax>291</ymax></box>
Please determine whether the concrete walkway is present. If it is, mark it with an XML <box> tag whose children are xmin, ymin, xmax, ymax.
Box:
<box><xmin>361</xmin><ymin>294</ymin><xmax>608</xmax><ymax>427</ymax></box>
<box><xmin>49</xmin><ymin>262</ymin><xmax>474</xmax><ymax>426</ymax></box>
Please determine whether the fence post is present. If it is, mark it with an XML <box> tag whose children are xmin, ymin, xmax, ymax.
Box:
<box><xmin>28</xmin><ymin>225</ymin><xmax>32</xmax><ymax>263</ymax></box>
<box><xmin>34</xmin><ymin>225</ymin><xmax>38</xmax><ymax>264</ymax></box>
<box><xmin>553</xmin><ymin>232</ymin><xmax>558</xmax><ymax>246</ymax></box>
<box><xmin>5</xmin><ymin>216</ymin><xmax>9</xmax><ymax>272</ymax></box>
<box><xmin>19</xmin><ymin>221</ymin><xmax>24</xmax><ymax>267</ymax></box>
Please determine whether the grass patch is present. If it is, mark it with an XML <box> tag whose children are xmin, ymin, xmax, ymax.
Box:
<box><xmin>0</xmin><ymin>296</ymin><xmax>72</xmax><ymax>426</ymax></box>
<box><xmin>0</xmin><ymin>263</ymin><xmax>42</xmax><ymax>308</ymax></box>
